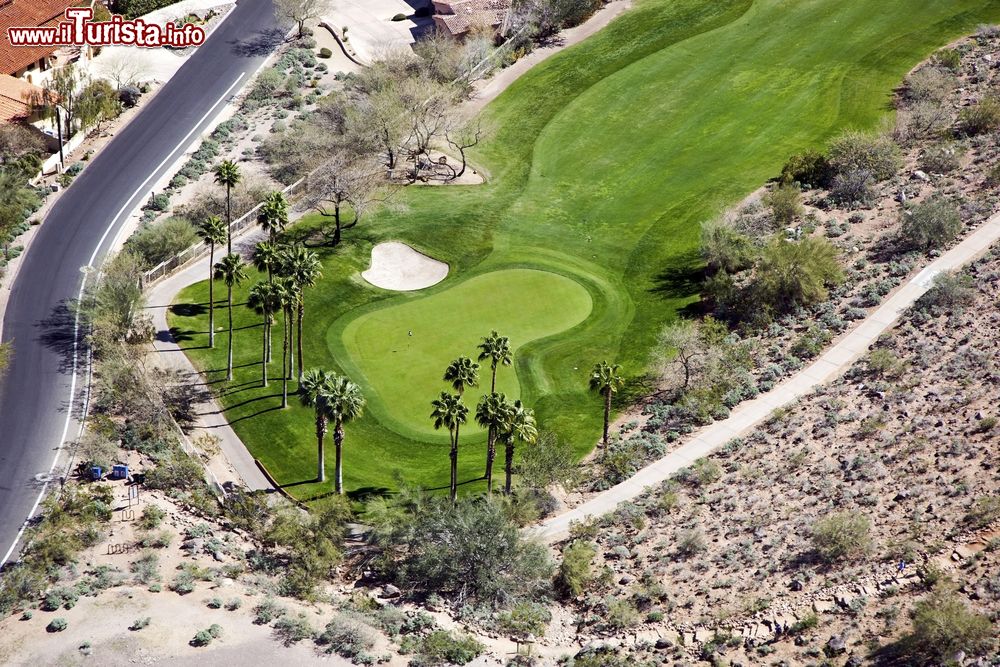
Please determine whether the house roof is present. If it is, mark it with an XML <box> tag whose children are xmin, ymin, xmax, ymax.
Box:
<box><xmin>0</xmin><ymin>73</ymin><xmax>43</xmax><ymax>121</ymax></box>
<box><xmin>433</xmin><ymin>0</ymin><xmax>510</xmax><ymax>35</ymax></box>
<box><xmin>0</xmin><ymin>0</ymin><xmax>82</xmax><ymax>75</ymax></box>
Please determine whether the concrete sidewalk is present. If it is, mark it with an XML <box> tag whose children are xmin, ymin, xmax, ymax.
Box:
<box><xmin>533</xmin><ymin>212</ymin><xmax>1000</xmax><ymax>543</ymax></box>
<box><xmin>146</xmin><ymin>230</ymin><xmax>272</xmax><ymax>492</ymax></box>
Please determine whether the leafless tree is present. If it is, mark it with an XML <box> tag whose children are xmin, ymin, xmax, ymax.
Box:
<box><xmin>98</xmin><ymin>51</ymin><xmax>147</xmax><ymax>91</ymax></box>
<box><xmin>301</xmin><ymin>152</ymin><xmax>385</xmax><ymax>245</ymax></box>
<box><xmin>445</xmin><ymin>118</ymin><xmax>488</xmax><ymax>180</ymax></box>
<box><xmin>274</xmin><ymin>0</ymin><xmax>332</xmax><ymax>38</ymax></box>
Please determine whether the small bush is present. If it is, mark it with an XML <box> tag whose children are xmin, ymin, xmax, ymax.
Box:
<box><xmin>899</xmin><ymin>198</ymin><xmax>961</xmax><ymax>252</ymax></box>
<box><xmin>828</xmin><ymin>130</ymin><xmax>902</xmax><ymax>181</ymax></box>
<box><xmin>905</xmin><ymin>66</ymin><xmax>955</xmax><ymax>103</ymax></box>
<box><xmin>125</xmin><ymin>217</ymin><xmax>199</xmax><ymax>268</ymax></box>
<box><xmin>47</xmin><ymin>618</ymin><xmax>68</xmax><ymax>632</ymax></box>
<box><xmin>130</xmin><ymin>616</ymin><xmax>151</xmax><ymax>631</ymax></box>
<box><xmin>779</xmin><ymin>150</ymin><xmax>834</xmax><ymax>188</ymax></box>
<box><xmin>959</xmin><ymin>96</ymin><xmax>1000</xmax><ymax>136</ymax></box>
<box><xmin>191</xmin><ymin>629</ymin><xmax>214</xmax><ymax>646</ymax></box>
<box><xmin>170</xmin><ymin>570</ymin><xmax>195</xmax><ymax>595</ymax></box>
<box><xmin>915</xmin><ymin>271</ymin><xmax>975</xmax><ymax>315</ymax></box>
<box><xmin>130</xmin><ymin>551</ymin><xmax>160</xmax><ymax>584</ymax></box>
<box><xmin>318</xmin><ymin>47</ymin><xmax>332</xmax><ymax>58</ymax></box>
<box><xmin>919</xmin><ymin>142</ymin><xmax>963</xmax><ymax>173</ymax></box>
<box><xmin>933</xmin><ymin>47</ymin><xmax>963</xmax><ymax>72</ymax></box>
<box><xmin>139</xmin><ymin>505</ymin><xmax>166</xmax><ymax>530</ymax></box>
<box><xmin>317</xmin><ymin>614</ymin><xmax>377</xmax><ymax>658</ymax></box>
<box><xmin>764</xmin><ymin>183</ymin><xmax>803</xmax><ymax>225</ymax></box>
<box><xmin>225</xmin><ymin>598</ymin><xmax>242</xmax><ymax>611</ymax></box>
<box><xmin>558</xmin><ymin>540</ymin><xmax>595</xmax><ymax>598</ymax></box>
<box><xmin>391</xmin><ymin>12</ymin><xmax>407</xmax><ymax>20</ymax></box>
<box><xmin>253</xmin><ymin>597</ymin><xmax>286</xmax><ymax>625</ymax></box>
<box><xmin>964</xmin><ymin>496</ymin><xmax>1000</xmax><ymax>530</ymax></box>
<box><xmin>401</xmin><ymin>630</ymin><xmax>483</xmax><ymax>666</ymax></box>
<box><xmin>676</xmin><ymin>528</ymin><xmax>707</xmax><ymax>557</ymax></box>
<box><xmin>497</xmin><ymin>601</ymin><xmax>551</xmax><ymax>638</ymax></box>
<box><xmin>811</xmin><ymin>511</ymin><xmax>872</xmax><ymax>563</ymax></box>
<box><xmin>906</xmin><ymin>589</ymin><xmax>993</xmax><ymax>660</ymax></box>
<box><xmin>830</xmin><ymin>169</ymin><xmax>876</xmax><ymax>207</ymax></box>
<box><xmin>273</xmin><ymin>614</ymin><xmax>314</xmax><ymax>646</ymax></box>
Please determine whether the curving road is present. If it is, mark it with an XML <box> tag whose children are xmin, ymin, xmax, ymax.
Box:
<box><xmin>0</xmin><ymin>0</ymin><xmax>282</xmax><ymax>566</ymax></box>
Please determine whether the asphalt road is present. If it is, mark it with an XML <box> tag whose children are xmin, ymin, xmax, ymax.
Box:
<box><xmin>0</xmin><ymin>0</ymin><xmax>282</xmax><ymax>566</ymax></box>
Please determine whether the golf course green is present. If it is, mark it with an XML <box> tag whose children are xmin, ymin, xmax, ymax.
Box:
<box><xmin>169</xmin><ymin>0</ymin><xmax>1000</xmax><ymax>498</ymax></box>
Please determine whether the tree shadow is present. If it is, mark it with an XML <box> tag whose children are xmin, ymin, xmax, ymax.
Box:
<box><xmin>169</xmin><ymin>303</ymin><xmax>208</xmax><ymax>318</ymax></box>
<box><xmin>423</xmin><ymin>477</ymin><xmax>485</xmax><ymax>492</ymax></box>
<box><xmin>35</xmin><ymin>300</ymin><xmax>82</xmax><ymax>374</ymax></box>
<box><xmin>207</xmin><ymin>391</ymin><xmax>283</xmax><ymax>412</ymax></box>
<box><xmin>347</xmin><ymin>486</ymin><xmax>393</xmax><ymax>502</ymax></box>
<box><xmin>227</xmin><ymin>404</ymin><xmax>283</xmax><ymax>425</ymax></box>
<box><xmin>650</xmin><ymin>250</ymin><xmax>706</xmax><ymax>299</ymax></box>
<box><xmin>230</xmin><ymin>27</ymin><xmax>286</xmax><ymax>58</ymax></box>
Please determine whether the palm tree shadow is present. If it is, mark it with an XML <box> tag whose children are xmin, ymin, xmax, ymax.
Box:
<box><xmin>423</xmin><ymin>477</ymin><xmax>484</xmax><ymax>492</ymax></box>
<box><xmin>227</xmin><ymin>404</ymin><xmax>283</xmax><ymax>425</ymax></box>
<box><xmin>169</xmin><ymin>303</ymin><xmax>208</xmax><ymax>317</ymax></box>
<box><xmin>650</xmin><ymin>251</ymin><xmax>706</xmax><ymax>300</ymax></box>
<box><xmin>347</xmin><ymin>486</ymin><xmax>393</xmax><ymax>502</ymax></box>
<box><xmin>36</xmin><ymin>300</ymin><xmax>82</xmax><ymax>374</ymax></box>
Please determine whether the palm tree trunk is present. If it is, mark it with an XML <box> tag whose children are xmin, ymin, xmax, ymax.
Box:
<box><xmin>485</xmin><ymin>429</ymin><xmax>495</xmax><ymax>494</ymax></box>
<box><xmin>449</xmin><ymin>426</ymin><xmax>459</xmax><ymax>503</ymax></box>
<box><xmin>208</xmin><ymin>244</ymin><xmax>215</xmax><ymax>348</ymax></box>
<box><xmin>504</xmin><ymin>440</ymin><xmax>515</xmax><ymax>495</ymax></box>
<box><xmin>490</xmin><ymin>366</ymin><xmax>496</xmax><ymax>393</ymax></box>
<box><xmin>602</xmin><ymin>390</ymin><xmax>611</xmax><ymax>461</ymax></box>
<box><xmin>266</xmin><ymin>316</ymin><xmax>273</xmax><ymax>363</ymax></box>
<box><xmin>296</xmin><ymin>301</ymin><xmax>305</xmax><ymax>384</ymax></box>
<box><xmin>334</xmin><ymin>420</ymin><xmax>344</xmax><ymax>494</ymax></box>
<box><xmin>226</xmin><ymin>185</ymin><xmax>232</xmax><ymax>255</ymax></box>
<box><xmin>281</xmin><ymin>310</ymin><xmax>289</xmax><ymax>408</ymax></box>
<box><xmin>226</xmin><ymin>285</ymin><xmax>234</xmax><ymax>381</ymax></box>
<box><xmin>261</xmin><ymin>319</ymin><xmax>268</xmax><ymax>387</ymax></box>
<box><xmin>316</xmin><ymin>416</ymin><xmax>326</xmax><ymax>482</ymax></box>
<box><xmin>287</xmin><ymin>307</ymin><xmax>295</xmax><ymax>381</ymax></box>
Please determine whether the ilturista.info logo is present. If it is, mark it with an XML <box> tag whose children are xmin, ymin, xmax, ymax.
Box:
<box><xmin>7</xmin><ymin>8</ymin><xmax>206</xmax><ymax>49</ymax></box>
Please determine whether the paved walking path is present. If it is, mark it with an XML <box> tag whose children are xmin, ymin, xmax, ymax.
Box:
<box><xmin>146</xmin><ymin>231</ymin><xmax>272</xmax><ymax>492</ymax></box>
<box><xmin>533</xmin><ymin>212</ymin><xmax>1000</xmax><ymax>543</ymax></box>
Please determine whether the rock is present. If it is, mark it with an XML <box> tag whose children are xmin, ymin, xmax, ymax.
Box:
<box><xmin>790</xmin><ymin>579</ymin><xmax>804</xmax><ymax>591</ymax></box>
<box><xmin>211</xmin><ymin>550</ymin><xmax>224</xmax><ymax>562</ymax></box>
<box><xmin>951</xmin><ymin>651</ymin><xmax>966</xmax><ymax>665</ymax></box>
<box><xmin>654</xmin><ymin>637</ymin><xmax>673</xmax><ymax>650</ymax></box>
<box><xmin>619</xmin><ymin>574</ymin><xmax>635</xmax><ymax>585</ymax></box>
<box><xmin>694</xmin><ymin>628</ymin><xmax>711</xmax><ymax>643</ymax></box>
<box><xmin>380</xmin><ymin>584</ymin><xmax>401</xmax><ymax>598</ymax></box>
<box><xmin>813</xmin><ymin>599</ymin><xmax>833</xmax><ymax>613</ymax></box>
<box><xmin>913</xmin><ymin>170</ymin><xmax>930</xmax><ymax>182</ymax></box>
<box><xmin>826</xmin><ymin>634</ymin><xmax>847</xmax><ymax>655</ymax></box>
<box><xmin>846</xmin><ymin>655</ymin><xmax>863</xmax><ymax>667</ymax></box>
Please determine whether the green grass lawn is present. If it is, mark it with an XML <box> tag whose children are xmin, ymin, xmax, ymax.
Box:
<box><xmin>169</xmin><ymin>0</ymin><xmax>1000</xmax><ymax>499</ymax></box>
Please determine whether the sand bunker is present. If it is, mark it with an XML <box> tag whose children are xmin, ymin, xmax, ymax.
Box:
<box><xmin>361</xmin><ymin>241</ymin><xmax>449</xmax><ymax>291</ymax></box>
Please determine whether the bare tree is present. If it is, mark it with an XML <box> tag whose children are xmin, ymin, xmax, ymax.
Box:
<box><xmin>398</xmin><ymin>77</ymin><xmax>455</xmax><ymax>182</ymax></box>
<box><xmin>301</xmin><ymin>152</ymin><xmax>384</xmax><ymax>245</ymax></box>
<box><xmin>274</xmin><ymin>0</ymin><xmax>332</xmax><ymax>38</ymax></box>
<box><xmin>98</xmin><ymin>51</ymin><xmax>147</xmax><ymax>91</ymax></box>
<box><xmin>445</xmin><ymin>118</ymin><xmax>487</xmax><ymax>180</ymax></box>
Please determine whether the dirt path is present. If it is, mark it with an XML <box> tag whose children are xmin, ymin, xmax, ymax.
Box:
<box><xmin>534</xmin><ymin>211</ymin><xmax>1000</xmax><ymax>543</ymax></box>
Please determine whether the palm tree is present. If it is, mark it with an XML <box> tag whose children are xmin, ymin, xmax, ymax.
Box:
<box><xmin>279</xmin><ymin>245</ymin><xmax>322</xmax><ymax>384</ymax></box>
<box><xmin>477</xmin><ymin>330</ymin><xmax>512</xmax><ymax>393</ymax></box>
<box><xmin>247</xmin><ymin>281</ymin><xmax>280</xmax><ymax>387</ymax></box>
<box><xmin>214</xmin><ymin>253</ymin><xmax>248</xmax><ymax>381</ymax></box>
<box><xmin>257</xmin><ymin>191</ymin><xmax>288</xmax><ymax>241</ymax></box>
<box><xmin>326</xmin><ymin>375</ymin><xmax>366</xmax><ymax>495</ymax></box>
<box><xmin>443</xmin><ymin>356</ymin><xmax>479</xmax><ymax>396</ymax></box>
<box><xmin>214</xmin><ymin>160</ymin><xmax>241</xmax><ymax>254</ymax></box>
<box><xmin>196</xmin><ymin>216</ymin><xmax>227</xmax><ymax>348</ymax></box>
<box><xmin>475</xmin><ymin>392</ymin><xmax>513</xmax><ymax>494</ymax></box>
<box><xmin>502</xmin><ymin>400</ymin><xmax>537</xmax><ymax>495</ymax></box>
<box><xmin>299</xmin><ymin>368</ymin><xmax>337</xmax><ymax>483</ymax></box>
<box><xmin>431</xmin><ymin>392</ymin><xmax>468</xmax><ymax>502</ymax></box>
<box><xmin>589</xmin><ymin>361</ymin><xmax>625</xmax><ymax>460</ymax></box>
<box><xmin>274</xmin><ymin>277</ymin><xmax>296</xmax><ymax>407</ymax></box>
<box><xmin>252</xmin><ymin>241</ymin><xmax>281</xmax><ymax>283</ymax></box>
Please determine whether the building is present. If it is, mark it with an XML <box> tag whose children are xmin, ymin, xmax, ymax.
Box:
<box><xmin>431</xmin><ymin>0</ymin><xmax>511</xmax><ymax>39</ymax></box>
<box><xmin>0</xmin><ymin>0</ymin><xmax>87</xmax><ymax>83</ymax></box>
<box><xmin>0</xmin><ymin>73</ymin><xmax>46</xmax><ymax>123</ymax></box>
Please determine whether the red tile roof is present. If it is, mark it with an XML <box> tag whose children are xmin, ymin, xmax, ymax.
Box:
<box><xmin>0</xmin><ymin>72</ymin><xmax>42</xmax><ymax>121</ymax></box>
<box><xmin>0</xmin><ymin>0</ymin><xmax>82</xmax><ymax>75</ymax></box>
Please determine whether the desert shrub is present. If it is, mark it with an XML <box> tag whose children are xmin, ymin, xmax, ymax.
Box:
<box><xmin>119</xmin><ymin>85</ymin><xmax>140</xmax><ymax>108</ymax></box>
<box><xmin>273</xmin><ymin>614</ymin><xmax>314</xmax><ymax>646</ymax></box>
<box><xmin>964</xmin><ymin>496</ymin><xmax>1000</xmax><ymax>529</ymax></box>
<box><xmin>400</xmin><ymin>630</ymin><xmax>483</xmax><ymax>667</ymax></box>
<box><xmin>905</xmin><ymin>589</ymin><xmax>994</xmax><ymax>661</ymax></box>
<box><xmin>131</xmin><ymin>551</ymin><xmax>160</xmax><ymax>584</ymax></box>
<box><xmin>676</xmin><ymin>528</ymin><xmax>707</xmax><ymax>557</ymax></box>
<box><xmin>811</xmin><ymin>511</ymin><xmax>872</xmax><ymax>563</ymax></box>
<box><xmin>249</xmin><ymin>67</ymin><xmax>285</xmax><ymax>102</ymax></box>
<box><xmin>830</xmin><ymin>169</ymin><xmax>876</xmax><ymax>207</ymax></box>
<box><xmin>700</xmin><ymin>217</ymin><xmax>756</xmax><ymax>275</ymax></box>
<box><xmin>605</xmin><ymin>597</ymin><xmax>640</xmax><ymax>629</ymax></box>
<box><xmin>394</xmin><ymin>497</ymin><xmax>553</xmax><ymax>605</ymax></box>
<box><xmin>319</xmin><ymin>47</ymin><xmax>333</xmax><ymax>58</ymax></box>
<box><xmin>139</xmin><ymin>505</ymin><xmax>166</xmax><ymax>530</ymax></box>
<box><xmin>190</xmin><ymin>629</ymin><xmax>214</xmax><ymax>646</ymax></box>
<box><xmin>558</xmin><ymin>540</ymin><xmax>596</xmax><ymax>598</ymax></box>
<box><xmin>130</xmin><ymin>617</ymin><xmax>151</xmax><ymax>631</ymax></box>
<box><xmin>47</xmin><ymin>617</ymin><xmax>68</xmax><ymax>632</ymax></box>
<box><xmin>779</xmin><ymin>150</ymin><xmax>834</xmax><ymax>188</ymax></box>
<box><xmin>866</xmin><ymin>349</ymin><xmax>904</xmax><ymax>379</ymax></box>
<box><xmin>125</xmin><ymin>217</ymin><xmax>198</xmax><ymax>268</ymax></box>
<box><xmin>753</xmin><ymin>236</ymin><xmax>843</xmax><ymax>314</ymax></box>
<box><xmin>959</xmin><ymin>96</ymin><xmax>1000</xmax><ymax>135</ymax></box>
<box><xmin>900</xmin><ymin>197</ymin><xmax>962</xmax><ymax>252</ymax></box>
<box><xmin>919</xmin><ymin>142</ymin><xmax>964</xmax><ymax>173</ymax></box>
<box><xmin>914</xmin><ymin>271</ymin><xmax>975</xmax><ymax>315</ymax></box>
<box><xmin>142</xmin><ymin>192</ymin><xmax>170</xmax><ymax>212</ymax></box>
<box><xmin>763</xmin><ymin>183</ymin><xmax>803</xmax><ymax>225</ymax></box>
<box><xmin>497</xmin><ymin>601</ymin><xmax>551</xmax><ymax>638</ymax></box>
<box><xmin>905</xmin><ymin>66</ymin><xmax>955</xmax><ymax>103</ymax></box>
<box><xmin>170</xmin><ymin>569</ymin><xmax>196</xmax><ymax>595</ymax></box>
<box><xmin>317</xmin><ymin>613</ymin><xmax>377</xmax><ymax>658</ymax></box>
<box><xmin>933</xmin><ymin>48</ymin><xmax>963</xmax><ymax>72</ymax></box>
<box><xmin>515</xmin><ymin>430</ymin><xmax>581</xmax><ymax>490</ymax></box>
<box><xmin>679</xmin><ymin>459</ymin><xmax>722</xmax><ymax>487</ymax></box>
<box><xmin>253</xmin><ymin>597</ymin><xmax>286</xmax><ymax>625</ymax></box>
<box><xmin>828</xmin><ymin>130</ymin><xmax>902</xmax><ymax>181</ymax></box>
<box><xmin>144</xmin><ymin>450</ymin><xmax>204</xmax><ymax>491</ymax></box>
<box><xmin>791</xmin><ymin>325</ymin><xmax>832</xmax><ymax>359</ymax></box>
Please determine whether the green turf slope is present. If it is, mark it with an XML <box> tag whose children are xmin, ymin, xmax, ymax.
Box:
<box><xmin>170</xmin><ymin>0</ymin><xmax>1000</xmax><ymax>498</ymax></box>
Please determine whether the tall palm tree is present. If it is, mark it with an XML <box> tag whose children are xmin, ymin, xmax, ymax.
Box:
<box><xmin>247</xmin><ymin>281</ymin><xmax>280</xmax><ymax>387</ymax></box>
<box><xmin>257</xmin><ymin>191</ymin><xmax>288</xmax><ymax>241</ymax></box>
<box><xmin>477</xmin><ymin>330</ymin><xmax>512</xmax><ymax>393</ymax></box>
<box><xmin>502</xmin><ymin>400</ymin><xmax>537</xmax><ymax>495</ymax></box>
<box><xmin>431</xmin><ymin>392</ymin><xmax>468</xmax><ymax>502</ymax></box>
<box><xmin>214</xmin><ymin>160</ymin><xmax>241</xmax><ymax>254</ymax></box>
<box><xmin>326</xmin><ymin>375</ymin><xmax>366</xmax><ymax>495</ymax></box>
<box><xmin>196</xmin><ymin>216</ymin><xmax>227</xmax><ymax>348</ymax></box>
<box><xmin>589</xmin><ymin>361</ymin><xmax>625</xmax><ymax>460</ymax></box>
<box><xmin>279</xmin><ymin>245</ymin><xmax>322</xmax><ymax>384</ymax></box>
<box><xmin>475</xmin><ymin>392</ymin><xmax>513</xmax><ymax>494</ymax></box>
<box><xmin>214</xmin><ymin>253</ymin><xmax>248</xmax><ymax>381</ymax></box>
<box><xmin>299</xmin><ymin>368</ymin><xmax>337</xmax><ymax>483</ymax></box>
<box><xmin>274</xmin><ymin>277</ymin><xmax>296</xmax><ymax>407</ymax></box>
<box><xmin>443</xmin><ymin>356</ymin><xmax>480</xmax><ymax>396</ymax></box>
<box><xmin>252</xmin><ymin>241</ymin><xmax>281</xmax><ymax>283</ymax></box>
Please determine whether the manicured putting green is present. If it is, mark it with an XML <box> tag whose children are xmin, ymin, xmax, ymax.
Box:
<box><xmin>336</xmin><ymin>269</ymin><xmax>593</xmax><ymax>439</ymax></box>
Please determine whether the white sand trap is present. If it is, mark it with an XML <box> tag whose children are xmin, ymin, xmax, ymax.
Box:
<box><xmin>362</xmin><ymin>241</ymin><xmax>449</xmax><ymax>291</ymax></box>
